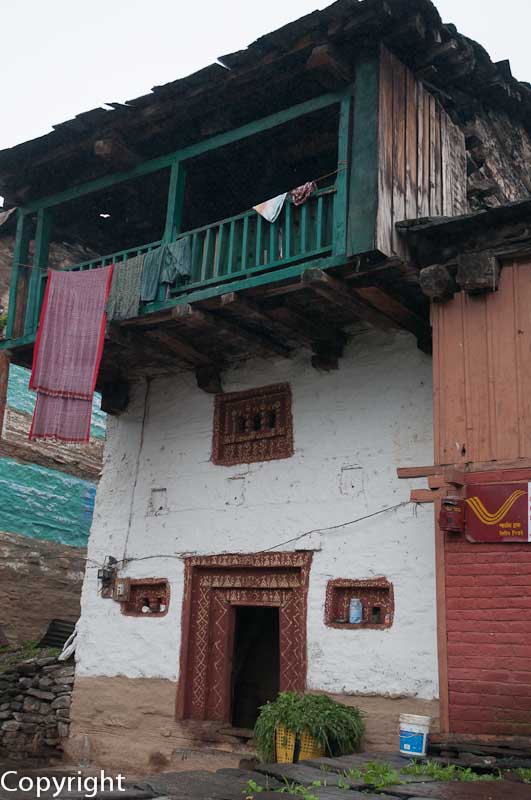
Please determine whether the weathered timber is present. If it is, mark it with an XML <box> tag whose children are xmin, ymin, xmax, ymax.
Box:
<box><xmin>419</xmin><ymin>264</ymin><xmax>457</xmax><ymax>301</ymax></box>
<box><xmin>100</xmin><ymin>378</ymin><xmax>130</xmax><ymax>416</ymax></box>
<box><xmin>456</xmin><ymin>251</ymin><xmax>500</xmax><ymax>294</ymax></box>
<box><xmin>397</xmin><ymin>465</ymin><xmax>440</xmax><ymax>479</ymax></box>
<box><xmin>301</xmin><ymin>268</ymin><xmax>396</xmax><ymax>331</ymax></box>
<box><xmin>173</xmin><ymin>303</ymin><xmax>291</xmax><ymax>358</ymax></box>
<box><xmin>196</xmin><ymin>366</ymin><xmax>223</xmax><ymax>394</ymax></box>
<box><xmin>146</xmin><ymin>328</ymin><xmax>213</xmax><ymax>367</ymax></box>
<box><xmin>353</xmin><ymin>286</ymin><xmax>428</xmax><ymax>338</ymax></box>
<box><xmin>411</xmin><ymin>488</ymin><xmax>446</xmax><ymax>503</ymax></box>
<box><xmin>305</xmin><ymin>43</ymin><xmax>353</xmax><ymax>90</ymax></box>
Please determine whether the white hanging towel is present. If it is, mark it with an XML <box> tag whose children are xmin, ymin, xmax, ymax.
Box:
<box><xmin>253</xmin><ymin>192</ymin><xmax>288</xmax><ymax>223</ymax></box>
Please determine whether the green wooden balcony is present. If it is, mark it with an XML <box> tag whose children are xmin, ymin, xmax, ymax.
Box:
<box><xmin>5</xmin><ymin>184</ymin><xmax>336</xmax><ymax>348</ymax></box>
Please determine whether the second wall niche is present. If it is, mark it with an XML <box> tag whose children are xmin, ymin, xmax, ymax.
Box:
<box><xmin>324</xmin><ymin>578</ymin><xmax>394</xmax><ymax>629</ymax></box>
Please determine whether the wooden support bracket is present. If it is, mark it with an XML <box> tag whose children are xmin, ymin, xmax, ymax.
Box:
<box><xmin>100</xmin><ymin>378</ymin><xmax>130</xmax><ymax>416</ymax></box>
<box><xmin>196</xmin><ymin>366</ymin><xmax>223</xmax><ymax>394</ymax></box>
<box><xmin>456</xmin><ymin>251</ymin><xmax>500</xmax><ymax>294</ymax></box>
<box><xmin>419</xmin><ymin>264</ymin><xmax>457</xmax><ymax>301</ymax></box>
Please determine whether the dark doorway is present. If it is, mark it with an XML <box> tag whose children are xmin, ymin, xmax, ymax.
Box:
<box><xmin>231</xmin><ymin>606</ymin><xmax>280</xmax><ymax>729</ymax></box>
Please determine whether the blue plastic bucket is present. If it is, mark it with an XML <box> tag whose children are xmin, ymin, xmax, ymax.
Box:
<box><xmin>399</xmin><ymin>714</ymin><xmax>430</xmax><ymax>757</ymax></box>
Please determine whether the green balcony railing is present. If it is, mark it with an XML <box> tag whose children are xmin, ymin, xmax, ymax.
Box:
<box><xmin>8</xmin><ymin>185</ymin><xmax>336</xmax><ymax>343</ymax></box>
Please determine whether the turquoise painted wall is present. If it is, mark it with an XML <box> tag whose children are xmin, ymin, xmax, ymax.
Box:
<box><xmin>0</xmin><ymin>365</ymin><xmax>105</xmax><ymax>547</ymax></box>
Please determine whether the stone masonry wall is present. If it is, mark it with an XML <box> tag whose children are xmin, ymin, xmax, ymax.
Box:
<box><xmin>0</xmin><ymin>656</ymin><xmax>74</xmax><ymax>761</ymax></box>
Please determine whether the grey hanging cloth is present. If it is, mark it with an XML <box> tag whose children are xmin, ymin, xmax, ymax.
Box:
<box><xmin>106</xmin><ymin>254</ymin><xmax>145</xmax><ymax>320</ymax></box>
<box><xmin>141</xmin><ymin>238</ymin><xmax>192</xmax><ymax>302</ymax></box>
<box><xmin>161</xmin><ymin>237</ymin><xmax>192</xmax><ymax>284</ymax></box>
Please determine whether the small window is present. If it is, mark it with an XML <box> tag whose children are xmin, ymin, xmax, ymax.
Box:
<box><xmin>212</xmin><ymin>383</ymin><xmax>293</xmax><ymax>467</ymax></box>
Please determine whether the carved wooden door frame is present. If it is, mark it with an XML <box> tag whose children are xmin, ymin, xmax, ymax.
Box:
<box><xmin>176</xmin><ymin>552</ymin><xmax>312</xmax><ymax>721</ymax></box>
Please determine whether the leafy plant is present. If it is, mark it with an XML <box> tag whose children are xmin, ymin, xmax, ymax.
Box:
<box><xmin>401</xmin><ymin>760</ymin><xmax>501</xmax><ymax>783</ymax></box>
<box><xmin>254</xmin><ymin>692</ymin><xmax>364</xmax><ymax>763</ymax></box>
<box><xmin>360</xmin><ymin>761</ymin><xmax>403</xmax><ymax>789</ymax></box>
<box><xmin>0</xmin><ymin>312</ymin><xmax>7</xmax><ymax>337</ymax></box>
<box><xmin>516</xmin><ymin>768</ymin><xmax>531</xmax><ymax>784</ymax></box>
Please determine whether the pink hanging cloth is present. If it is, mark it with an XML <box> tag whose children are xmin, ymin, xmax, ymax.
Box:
<box><xmin>290</xmin><ymin>181</ymin><xmax>317</xmax><ymax>206</ymax></box>
<box><xmin>29</xmin><ymin>266</ymin><xmax>114</xmax><ymax>442</ymax></box>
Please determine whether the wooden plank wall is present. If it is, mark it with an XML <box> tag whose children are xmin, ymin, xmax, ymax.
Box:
<box><xmin>376</xmin><ymin>46</ymin><xmax>467</xmax><ymax>258</ymax></box>
<box><xmin>432</xmin><ymin>261</ymin><xmax>531</xmax><ymax>466</ymax></box>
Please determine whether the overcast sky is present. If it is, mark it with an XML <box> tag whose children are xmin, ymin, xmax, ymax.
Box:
<box><xmin>1</xmin><ymin>0</ymin><xmax>529</xmax><ymax>153</ymax></box>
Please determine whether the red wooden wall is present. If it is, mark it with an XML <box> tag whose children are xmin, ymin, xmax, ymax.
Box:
<box><xmin>432</xmin><ymin>259</ymin><xmax>531</xmax><ymax>736</ymax></box>
<box><xmin>432</xmin><ymin>260</ymin><xmax>531</xmax><ymax>467</ymax></box>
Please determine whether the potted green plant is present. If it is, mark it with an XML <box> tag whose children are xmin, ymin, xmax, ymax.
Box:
<box><xmin>254</xmin><ymin>692</ymin><xmax>365</xmax><ymax>763</ymax></box>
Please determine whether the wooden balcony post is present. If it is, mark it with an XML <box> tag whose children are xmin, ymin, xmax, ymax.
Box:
<box><xmin>164</xmin><ymin>160</ymin><xmax>187</xmax><ymax>243</ymax></box>
<box><xmin>333</xmin><ymin>93</ymin><xmax>352</xmax><ymax>255</ymax></box>
<box><xmin>0</xmin><ymin>351</ymin><xmax>9</xmax><ymax>437</ymax></box>
<box><xmin>5</xmin><ymin>210</ymin><xmax>32</xmax><ymax>341</ymax></box>
<box><xmin>24</xmin><ymin>207</ymin><xmax>52</xmax><ymax>336</ymax></box>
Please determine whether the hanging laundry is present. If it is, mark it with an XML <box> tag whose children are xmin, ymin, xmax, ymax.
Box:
<box><xmin>29</xmin><ymin>265</ymin><xmax>113</xmax><ymax>443</ymax></box>
<box><xmin>160</xmin><ymin>237</ymin><xmax>192</xmax><ymax>285</ymax></box>
<box><xmin>290</xmin><ymin>181</ymin><xmax>317</xmax><ymax>206</ymax></box>
<box><xmin>141</xmin><ymin>246</ymin><xmax>166</xmax><ymax>302</ymax></box>
<box><xmin>140</xmin><ymin>238</ymin><xmax>192</xmax><ymax>302</ymax></box>
<box><xmin>106</xmin><ymin>253</ymin><xmax>145</xmax><ymax>321</ymax></box>
<box><xmin>30</xmin><ymin>395</ymin><xmax>93</xmax><ymax>443</ymax></box>
<box><xmin>253</xmin><ymin>193</ymin><xmax>288</xmax><ymax>223</ymax></box>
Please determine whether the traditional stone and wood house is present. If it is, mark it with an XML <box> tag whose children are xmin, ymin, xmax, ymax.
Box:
<box><xmin>0</xmin><ymin>0</ymin><xmax>530</xmax><ymax>773</ymax></box>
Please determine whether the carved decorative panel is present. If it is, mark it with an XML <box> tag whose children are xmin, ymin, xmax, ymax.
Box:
<box><xmin>212</xmin><ymin>383</ymin><xmax>293</xmax><ymax>466</ymax></box>
<box><xmin>177</xmin><ymin>552</ymin><xmax>312</xmax><ymax>721</ymax></box>
<box><xmin>324</xmin><ymin>577</ymin><xmax>394</xmax><ymax>629</ymax></box>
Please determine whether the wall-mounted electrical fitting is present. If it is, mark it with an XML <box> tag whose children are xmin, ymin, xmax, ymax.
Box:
<box><xmin>98</xmin><ymin>556</ymin><xmax>118</xmax><ymax>598</ymax></box>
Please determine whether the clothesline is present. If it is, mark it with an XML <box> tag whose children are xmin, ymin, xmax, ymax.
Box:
<box><xmin>12</xmin><ymin>167</ymin><xmax>347</xmax><ymax>272</ymax></box>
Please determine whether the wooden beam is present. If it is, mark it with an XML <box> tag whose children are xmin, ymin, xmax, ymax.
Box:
<box><xmin>105</xmin><ymin>324</ymin><xmax>175</xmax><ymax>367</ymax></box>
<box><xmin>100</xmin><ymin>378</ymin><xmax>130</xmax><ymax>415</ymax></box>
<box><xmin>93</xmin><ymin>135</ymin><xmax>140</xmax><ymax>168</ymax></box>
<box><xmin>217</xmin><ymin>293</ymin><xmax>316</xmax><ymax>350</ymax></box>
<box><xmin>268</xmin><ymin>305</ymin><xmax>346</xmax><ymax>349</ymax></box>
<box><xmin>305</xmin><ymin>44</ymin><xmax>353</xmax><ymax>90</ymax></box>
<box><xmin>196</xmin><ymin>366</ymin><xmax>223</xmax><ymax>394</ymax></box>
<box><xmin>173</xmin><ymin>303</ymin><xmax>291</xmax><ymax>357</ymax></box>
<box><xmin>146</xmin><ymin>328</ymin><xmax>212</xmax><ymax>367</ymax></box>
<box><xmin>22</xmin><ymin>89</ymin><xmax>348</xmax><ymax>213</ymax></box>
<box><xmin>301</xmin><ymin>268</ymin><xmax>396</xmax><ymax>331</ymax></box>
<box><xmin>353</xmin><ymin>287</ymin><xmax>428</xmax><ymax>337</ymax></box>
<box><xmin>419</xmin><ymin>264</ymin><xmax>457</xmax><ymax>301</ymax></box>
<box><xmin>397</xmin><ymin>465</ymin><xmax>439</xmax><ymax>479</ymax></box>
<box><xmin>410</xmin><ymin>488</ymin><xmax>446</xmax><ymax>503</ymax></box>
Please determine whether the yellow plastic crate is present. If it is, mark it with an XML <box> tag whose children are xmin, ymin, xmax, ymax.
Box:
<box><xmin>298</xmin><ymin>729</ymin><xmax>325</xmax><ymax>761</ymax></box>
<box><xmin>275</xmin><ymin>724</ymin><xmax>296</xmax><ymax>763</ymax></box>
<box><xmin>275</xmin><ymin>725</ymin><xmax>325</xmax><ymax>763</ymax></box>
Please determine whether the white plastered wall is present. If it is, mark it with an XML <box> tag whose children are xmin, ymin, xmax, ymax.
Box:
<box><xmin>77</xmin><ymin>328</ymin><xmax>438</xmax><ymax>699</ymax></box>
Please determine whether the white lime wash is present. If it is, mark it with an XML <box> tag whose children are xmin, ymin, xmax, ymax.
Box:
<box><xmin>77</xmin><ymin>328</ymin><xmax>437</xmax><ymax>699</ymax></box>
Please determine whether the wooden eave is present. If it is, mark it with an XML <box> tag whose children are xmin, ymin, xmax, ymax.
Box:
<box><xmin>6</xmin><ymin>255</ymin><xmax>430</xmax><ymax>404</ymax></box>
<box><xmin>397</xmin><ymin>197</ymin><xmax>531</xmax><ymax>267</ymax></box>
<box><xmin>1</xmin><ymin>0</ymin><xmax>531</xmax><ymax>205</ymax></box>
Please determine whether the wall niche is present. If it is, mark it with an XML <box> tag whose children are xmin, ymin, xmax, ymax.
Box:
<box><xmin>324</xmin><ymin>577</ymin><xmax>394</xmax><ymax>629</ymax></box>
<box><xmin>120</xmin><ymin>579</ymin><xmax>170</xmax><ymax>617</ymax></box>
